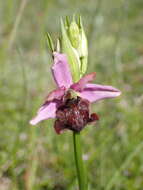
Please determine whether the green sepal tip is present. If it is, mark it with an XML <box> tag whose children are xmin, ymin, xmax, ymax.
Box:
<box><xmin>46</xmin><ymin>33</ymin><xmax>54</xmax><ymax>52</ymax></box>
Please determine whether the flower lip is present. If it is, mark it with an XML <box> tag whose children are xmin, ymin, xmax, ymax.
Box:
<box><xmin>54</xmin><ymin>95</ymin><xmax>99</xmax><ymax>134</ymax></box>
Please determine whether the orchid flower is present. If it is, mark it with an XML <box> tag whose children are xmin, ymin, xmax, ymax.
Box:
<box><xmin>30</xmin><ymin>52</ymin><xmax>121</xmax><ymax>134</ymax></box>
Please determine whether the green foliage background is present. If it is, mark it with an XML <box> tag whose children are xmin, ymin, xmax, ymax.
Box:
<box><xmin>0</xmin><ymin>0</ymin><xmax>143</xmax><ymax>189</ymax></box>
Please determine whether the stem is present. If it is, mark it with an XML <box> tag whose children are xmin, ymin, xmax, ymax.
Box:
<box><xmin>73</xmin><ymin>131</ymin><xmax>87</xmax><ymax>190</ymax></box>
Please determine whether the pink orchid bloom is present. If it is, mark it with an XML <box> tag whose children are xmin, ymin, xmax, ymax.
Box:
<box><xmin>30</xmin><ymin>52</ymin><xmax>121</xmax><ymax>133</ymax></box>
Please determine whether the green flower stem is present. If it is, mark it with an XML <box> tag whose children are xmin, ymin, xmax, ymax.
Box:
<box><xmin>73</xmin><ymin>131</ymin><xmax>87</xmax><ymax>190</ymax></box>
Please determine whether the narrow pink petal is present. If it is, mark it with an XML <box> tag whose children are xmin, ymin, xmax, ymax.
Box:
<box><xmin>79</xmin><ymin>83</ymin><xmax>121</xmax><ymax>102</ymax></box>
<box><xmin>71</xmin><ymin>72</ymin><xmax>96</xmax><ymax>92</ymax></box>
<box><xmin>29</xmin><ymin>101</ymin><xmax>57</xmax><ymax>125</ymax></box>
<box><xmin>46</xmin><ymin>86</ymin><xmax>66</xmax><ymax>101</ymax></box>
<box><xmin>85</xmin><ymin>83</ymin><xmax>121</xmax><ymax>92</ymax></box>
<box><xmin>52</xmin><ymin>52</ymin><xmax>73</xmax><ymax>88</ymax></box>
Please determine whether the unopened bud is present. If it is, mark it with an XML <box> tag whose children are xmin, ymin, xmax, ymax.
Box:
<box><xmin>61</xmin><ymin>18</ymin><xmax>81</xmax><ymax>82</ymax></box>
<box><xmin>69</xmin><ymin>21</ymin><xmax>80</xmax><ymax>49</ymax></box>
<box><xmin>77</xmin><ymin>16</ymin><xmax>88</xmax><ymax>74</ymax></box>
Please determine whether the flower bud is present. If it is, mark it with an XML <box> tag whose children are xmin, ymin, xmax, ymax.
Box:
<box><xmin>61</xmin><ymin>16</ymin><xmax>88</xmax><ymax>79</ymax></box>
<box><xmin>61</xmin><ymin>18</ymin><xmax>81</xmax><ymax>82</ymax></box>
<box><xmin>77</xmin><ymin>16</ymin><xmax>88</xmax><ymax>74</ymax></box>
<box><xmin>69</xmin><ymin>20</ymin><xmax>80</xmax><ymax>49</ymax></box>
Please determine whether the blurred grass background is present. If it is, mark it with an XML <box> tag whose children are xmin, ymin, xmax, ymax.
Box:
<box><xmin>0</xmin><ymin>0</ymin><xmax>143</xmax><ymax>189</ymax></box>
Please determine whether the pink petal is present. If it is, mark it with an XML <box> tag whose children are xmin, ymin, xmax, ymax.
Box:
<box><xmin>70</xmin><ymin>72</ymin><xmax>96</xmax><ymax>92</ymax></box>
<box><xmin>52</xmin><ymin>52</ymin><xmax>73</xmax><ymax>88</ymax></box>
<box><xmin>79</xmin><ymin>83</ymin><xmax>121</xmax><ymax>102</ymax></box>
<box><xmin>30</xmin><ymin>101</ymin><xmax>57</xmax><ymax>125</ymax></box>
<box><xmin>46</xmin><ymin>86</ymin><xmax>66</xmax><ymax>101</ymax></box>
